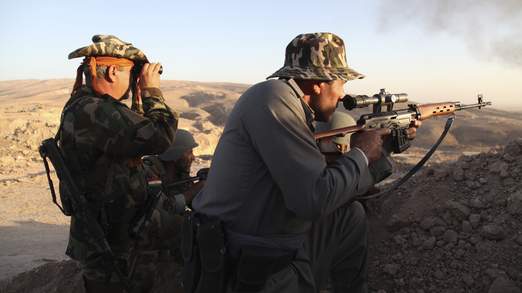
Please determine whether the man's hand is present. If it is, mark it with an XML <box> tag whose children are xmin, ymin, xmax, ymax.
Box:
<box><xmin>405</xmin><ymin>120</ymin><xmax>422</xmax><ymax>140</ymax></box>
<box><xmin>139</xmin><ymin>63</ymin><xmax>162</xmax><ymax>89</ymax></box>
<box><xmin>351</xmin><ymin>128</ymin><xmax>391</xmax><ymax>163</ymax></box>
<box><xmin>183</xmin><ymin>180</ymin><xmax>205</xmax><ymax>204</ymax></box>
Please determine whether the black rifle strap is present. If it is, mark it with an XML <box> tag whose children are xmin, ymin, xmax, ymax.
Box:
<box><xmin>41</xmin><ymin>152</ymin><xmax>66</xmax><ymax>214</ymax></box>
<box><xmin>357</xmin><ymin>117</ymin><xmax>455</xmax><ymax>201</ymax></box>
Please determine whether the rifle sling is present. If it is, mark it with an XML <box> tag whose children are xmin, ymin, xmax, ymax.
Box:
<box><xmin>41</xmin><ymin>153</ymin><xmax>67</xmax><ymax>214</ymax></box>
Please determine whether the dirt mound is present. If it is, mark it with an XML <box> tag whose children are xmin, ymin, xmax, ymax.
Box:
<box><xmin>0</xmin><ymin>260</ymin><xmax>83</xmax><ymax>293</ymax></box>
<box><xmin>0</xmin><ymin>260</ymin><xmax>186</xmax><ymax>293</ymax></box>
<box><xmin>367</xmin><ymin>139</ymin><xmax>522</xmax><ymax>293</ymax></box>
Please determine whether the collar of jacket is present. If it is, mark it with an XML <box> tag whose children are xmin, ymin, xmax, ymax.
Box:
<box><xmin>284</xmin><ymin>78</ymin><xmax>316</xmax><ymax>131</ymax></box>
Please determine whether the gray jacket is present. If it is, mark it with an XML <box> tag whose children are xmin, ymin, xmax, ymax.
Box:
<box><xmin>192</xmin><ymin>79</ymin><xmax>374</xmax><ymax>249</ymax></box>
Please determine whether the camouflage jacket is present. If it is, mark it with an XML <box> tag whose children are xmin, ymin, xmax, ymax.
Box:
<box><xmin>58</xmin><ymin>86</ymin><xmax>178</xmax><ymax>261</ymax></box>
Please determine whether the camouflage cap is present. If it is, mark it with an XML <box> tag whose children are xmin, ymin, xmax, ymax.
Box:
<box><xmin>267</xmin><ymin>32</ymin><xmax>364</xmax><ymax>81</ymax></box>
<box><xmin>68</xmin><ymin>34</ymin><xmax>149</xmax><ymax>63</ymax></box>
<box><xmin>159</xmin><ymin>129</ymin><xmax>198</xmax><ymax>162</ymax></box>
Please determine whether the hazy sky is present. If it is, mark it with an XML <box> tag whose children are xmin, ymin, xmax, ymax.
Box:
<box><xmin>1</xmin><ymin>0</ymin><xmax>521</xmax><ymax>110</ymax></box>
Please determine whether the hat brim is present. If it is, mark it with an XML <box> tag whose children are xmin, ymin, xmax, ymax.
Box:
<box><xmin>267</xmin><ymin>66</ymin><xmax>364</xmax><ymax>81</ymax></box>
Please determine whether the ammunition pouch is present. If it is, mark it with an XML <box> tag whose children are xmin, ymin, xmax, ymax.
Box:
<box><xmin>182</xmin><ymin>213</ymin><xmax>227</xmax><ymax>293</ymax></box>
<box><xmin>182</xmin><ymin>212</ymin><xmax>296</xmax><ymax>293</ymax></box>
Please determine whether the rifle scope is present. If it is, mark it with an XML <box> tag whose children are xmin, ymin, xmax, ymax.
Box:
<box><xmin>343</xmin><ymin>88</ymin><xmax>408</xmax><ymax>110</ymax></box>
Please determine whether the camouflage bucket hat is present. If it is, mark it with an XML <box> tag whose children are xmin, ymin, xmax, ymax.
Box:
<box><xmin>267</xmin><ymin>32</ymin><xmax>364</xmax><ymax>81</ymax></box>
<box><xmin>68</xmin><ymin>34</ymin><xmax>149</xmax><ymax>62</ymax></box>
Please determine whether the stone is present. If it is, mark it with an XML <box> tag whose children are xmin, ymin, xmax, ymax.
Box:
<box><xmin>515</xmin><ymin>235</ymin><xmax>522</xmax><ymax>246</ymax></box>
<box><xmin>443</xmin><ymin>229</ymin><xmax>459</xmax><ymax>243</ymax></box>
<box><xmin>434</xmin><ymin>270</ymin><xmax>445</xmax><ymax>279</ymax></box>
<box><xmin>469</xmin><ymin>214</ymin><xmax>481</xmax><ymax>228</ymax></box>
<box><xmin>462</xmin><ymin>221</ymin><xmax>473</xmax><ymax>233</ymax></box>
<box><xmin>393</xmin><ymin>235</ymin><xmax>407</xmax><ymax>245</ymax></box>
<box><xmin>444</xmin><ymin>242</ymin><xmax>455</xmax><ymax>250</ymax></box>
<box><xmin>507</xmin><ymin>191</ymin><xmax>522</xmax><ymax>215</ymax></box>
<box><xmin>466</xmin><ymin>180</ymin><xmax>481</xmax><ymax>189</ymax></box>
<box><xmin>383</xmin><ymin>263</ymin><xmax>400</xmax><ymax>276</ymax></box>
<box><xmin>469</xmin><ymin>197</ymin><xmax>486</xmax><ymax>209</ymax></box>
<box><xmin>420</xmin><ymin>217</ymin><xmax>437</xmax><ymax>230</ymax></box>
<box><xmin>430</xmin><ymin>226</ymin><xmax>446</xmax><ymax>237</ymax></box>
<box><xmin>489</xmin><ymin>161</ymin><xmax>508</xmax><ymax>174</ymax></box>
<box><xmin>488</xmin><ymin>277</ymin><xmax>521</xmax><ymax>293</ymax></box>
<box><xmin>483</xmin><ymin>190</ymin><xmax>497</xmax><ymax>203</ymax></box>
<box><xmin>386</xmin><ymin>214</ymin><xmax>411</xmax><ymax>232</ymax></box>
<box><xmin>503</xmin><ymin>153</ymin><xmax>516</xmax><ymax>162</ymax></box>
<box><xmin>447</xmin><ymin>200</ymin><xmax>471</xmax><ymax>218</ymax></box>
<box><xmin>481</xmin><ymin>224</ymin><xmax>505</xmax><ymax>240</ymax></box>
<box><xmin>422</xmin><ymin>237</ymin><xmax>436</xmax><ymax>250</ymax></box>
<box><xmin>453</xmin><ymin>167</ymin><xmax>465</xmax><ymax>181</ymax></box>
<box><xmin>500</xmin><ymin>168</ymin><xmax>510</xmax><ymax>178</ymax></box>
<box><xmin>464</xmin><ymin>170</ymin><xmax>475</xmax><ymax>181</ymax></box>
<box><xmin>503</xmin><ymin>177</ymin><xmax>515</xmax><ymax>187</ymax></box>
<box><xmin>411</xmin><ymin>233</ymin><xmax>422</xmax><ymax>247</ymax></box>
<box><xmin>455</xmin><ymin>248</ymin><xmax>465</xmax><ymax>258</ymax></box>
<box><xmin>485</xmin><ymin>268</ymin><xmax>507</xmax><ymax>279</ymax></box>
<box><xmin>394</xmin><ymin>278</ymin><xmax>405</xmax><ymax>287</ymax></box>
<box><xmin>463</xmin><ymin>155</ymin><xmax>474</xmax><ymax>162</ymax></box>
<box><xmin>462</xmin><ymin>273</ymin><xmax>474</xmax><ymax>287</ymax></box>
<box><xmin>504</xmin><ymin>141</ymin><xmax>522</xmax><ymax>157</ymax></box>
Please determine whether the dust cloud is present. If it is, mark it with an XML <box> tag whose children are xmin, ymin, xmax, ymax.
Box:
<box><xmin>378</xmin><ymin>0</ymin><xmax>522</xmax><ymax>68</ymax></box>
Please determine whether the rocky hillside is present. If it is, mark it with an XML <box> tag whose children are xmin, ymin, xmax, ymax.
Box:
<box><xmin>367</xmin><ymin>139</ymin><xmax>522</xmax><ymax>293</ymax></box>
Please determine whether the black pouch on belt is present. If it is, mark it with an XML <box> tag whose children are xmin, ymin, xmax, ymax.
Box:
<box><xmin>195</xmin><ymin>218</ymin><xmax>226</xmax><ymax>293</ymax></box>
<box><xmin>182</xmin><ymin>211</ymin><xmax>201</xmax><ymax>293</ymax></box>
<box><xmin>233</xmin><ymin>246</ymin><xmax>295</xmax><ymax>292</ymax></box>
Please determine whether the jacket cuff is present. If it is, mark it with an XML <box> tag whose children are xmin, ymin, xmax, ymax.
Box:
<box><xmin>141</xmin><ymin>87</ymin><xmax>164</xmax><ymax>100</ymax></box>
<box><xmin>344</xmin><ymin>149</ymin><xmax>374</xmax><ymax>195</ymax></box>
<box><xmin>351</xmin><ymin>147</ymin><xmax>369</xmax><ymax>166</ymax></box>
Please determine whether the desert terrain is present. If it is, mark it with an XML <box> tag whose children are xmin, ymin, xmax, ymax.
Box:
<box><xmin>0</xmin><ymin>79</ymin><xmax>521</xmax><ymax>292</ymax></box>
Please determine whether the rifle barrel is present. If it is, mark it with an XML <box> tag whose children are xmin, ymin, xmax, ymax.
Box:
<box><xmin>456</xmin><ymin>101</ymin><xmax>492</xmax><ymax>111</ymax></box>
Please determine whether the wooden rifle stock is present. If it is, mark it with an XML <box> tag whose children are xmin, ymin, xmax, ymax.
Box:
<box><xmin>314</xmin><ymin>125</ymin><xmax>363</xmax><ymax>140</ymax></box>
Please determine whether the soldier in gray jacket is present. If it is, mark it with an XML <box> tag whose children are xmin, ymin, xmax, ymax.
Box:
<box><xmin>190</xmin><ymin>32</ymin><xmax>418</xmax><ymax>293</ymax></box>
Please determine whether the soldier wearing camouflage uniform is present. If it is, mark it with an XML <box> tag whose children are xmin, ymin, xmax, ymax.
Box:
<box><xmin>59</xmin><ymin>35</ymin><xmax>178</xmax><ymax>293</ymax></box>
<box><xmin>139</xmin><ymin>129</ymin><xmax>203</xmax><ymax>262</ymax></box>
<box><xmin>190</xmin><ymin>33</ymin><xmax>418</xmax><ymax>293</ymax></box>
